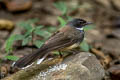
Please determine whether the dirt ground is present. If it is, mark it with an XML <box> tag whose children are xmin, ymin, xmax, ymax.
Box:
<box><xmin>0</xmin><ymin>0</ymin><xmax>120</xmax><ymax>80</ymax></box>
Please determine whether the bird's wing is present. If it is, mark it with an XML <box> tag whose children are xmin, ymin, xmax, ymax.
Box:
<box><xmin>40</xmin><ymin>31</ymin><xmax>77</xmax><ymax>51</ymax></box>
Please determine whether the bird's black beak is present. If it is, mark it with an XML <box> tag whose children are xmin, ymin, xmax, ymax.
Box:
<box><xmin>82</xmin><ymin>22</ymin><xmax>93</xmax><ymax>27</ymax></box>
<box><xmin>85</xmin><ymin>22</ymin><xmax>93</xmax><ymax>25</ymax></box>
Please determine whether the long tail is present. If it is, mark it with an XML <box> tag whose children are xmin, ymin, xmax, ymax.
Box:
<box><xmin>13</xmin><ymin>48</ymin><xmax>49</xmax><ymax>68</ymax></box>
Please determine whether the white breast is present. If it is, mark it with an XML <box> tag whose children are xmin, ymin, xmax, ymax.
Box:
<box><xmin>76</xmin><ymin>27</ymin><xmax>83</xmax><ymax>30</ymax></box>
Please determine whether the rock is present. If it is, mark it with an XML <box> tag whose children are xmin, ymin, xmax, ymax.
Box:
<box><xmin>108</xmin><ymin>65</ymin><xmax>120</xmax><ymax>80</ymax></box>
<box><xmin>32</xmin><ymin>52</ymin><xmax>105</xmax><ymax>80</ymax></box>
<box><xmin>86</xmin><ymin>29</ymin><xmax>104</xmax><ymax>43</ymax></box>
<box><xmin>3</xmin><ymin>0</ymin><xmax>32</xmax><ymax>12</ymax></box>
<box><xmin>0</xmin><ymin>64</ymin><xmax>10</xmax><ymax>79</ymax></box>
<box><xmin>112</xmin><ymin>29</ymin><xmax>120</xmax><ymax>39</ymax></box>
<box><xmin>0</xmin><ymin>19</ymin><xmax>14</xmax><ymax>30</ymax></box>
<box><xmin>102</xmin><ymin>39</ymin><xmax>120</xmax><ymax>58</ymax></box>
<box><xmin>3</xmin><ymin>52</ymin><xmax>105</xmax><ymax>80</ymax></box>
<box><xmin>111</xmin><ymin>0</ymin><xmax>120</xmax><ymax>11</ymax></box>
<box><xmin>94</xmin><ymin>0</ymin><xmax>111</xmax><ymax>8</ymax></box>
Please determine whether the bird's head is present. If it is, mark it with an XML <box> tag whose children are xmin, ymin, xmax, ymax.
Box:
<box><xmin>68</xmin><ymin>18</ymin><xmax>92</xmax><ymax>30</ymax></box>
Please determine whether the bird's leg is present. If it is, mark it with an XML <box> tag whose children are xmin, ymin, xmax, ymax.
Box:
<box><xmin>58</xmin><ymin>50</ymin><xmax>63</xmax><ymax>57</ymax></box>
<box><xmin>67</xmin><ymin>49</ymin><xmax>80</xmax><ymax>54</ymax></box>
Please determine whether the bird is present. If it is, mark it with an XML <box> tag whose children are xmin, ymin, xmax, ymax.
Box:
<box><xmin>12</xmin><ymin>18</ymin><xmax>92</xmax><ymax>68</ymax></box>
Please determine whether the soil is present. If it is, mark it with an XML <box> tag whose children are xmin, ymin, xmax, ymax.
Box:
<box><xmin>0</xmin><ymin>0</ymin><xmax>120</xmax><ymax>80</ymax></box>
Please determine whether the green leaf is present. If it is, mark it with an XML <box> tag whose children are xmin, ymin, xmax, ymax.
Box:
<box><xmin>14</xmin><ymin>34</ymin><xmax>24</xmax><ymax>40</ymax></box>
<box><xmin>47</xmin><ymin>26</ymin><xmax>57</xmax><ymax>32</ymax></box>
<box><xmin>26</xmin><ymin>18</ymin><xmax>39</xmax><ymax>24</ymax></box>
<box><xmin>34</xmin><ymin>30</ymin><xmax>51</xmax><ymax>39</ymax></box>
<box><xmin>35</xmin><ymin>25</ymin><xmax>44</xmax><ymax>30</ymax></box>
<box><xmin>67</xmin><ymin>16</ymin><xmax>73</xmax><ymax>21</ymax></box>
<box><xmin>57</xmin><ymin>16</ymin><xmax>67</xmax><ymax>27</ymax></box>
<box><xmin>5</xmin><ymin>35</ymin><xmax>16</xmax><ymax>53</ymax></box>
<box><xmin>33</xmin><ymin>25</ymin><xmax>44</xmax><ymax>34</ymax></box>
<box><xmin>84</xmin><ymin>25</ymin><xmax>95</xmax><ymax>31</ymax></box>
<box><xmin>34</xmin><ymin>40</ymin><xmax>44</xmax><ymax>48</ymax></box>
<box><xmin>52</xmin><ymin>51</ymin><xmax>67</xmax><ymax>55</ymax></box>
<box><xmin>5</xmin><ymin>55</ymin><xmax>19</xmax><ymax>61</ymax></box>
<box><xmin>17</xmin><ymin>21</ymin><xmax>33</xmax><ymax>31</ymax></box>
<box><xmin>5</xmin><ymin>34</ymin><xmax>24</xmax><ymax>53</ymax></box>
<box><xmin>24</xmin><ymin>24</ymin><xmax>33</xmax><ymax>31</ymax></box>
<box><xmin>54</xmin><ymin>1</ymin><xmax>67</xmax><ymax>15</ymax></box>
<box><xmin>17</xmin><ymin>18</ymin><xmax>39</xmax><ymax>31</ymax></box>
<box><xmin>23</xmin><ymin>26</ymin><xmax>34</xmax><ymax>38</ymax></box>
<box><xmin>80</xmin><ymin>40</ymin><xmax>90</xmax><ymax>52</ymax></box>
<box><xmin>52</xmin><ymin>51</ymin><xmax>60</xmax><ymax>55</ymax></box>
<box><xmin>22</xmin><ymin>35</ymin><xmax>32</xmax><ymax>46</ymax></box>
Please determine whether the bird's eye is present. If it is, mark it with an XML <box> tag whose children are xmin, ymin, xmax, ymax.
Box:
<box><xmin>78</xmin><ymin>21</ymin><xmax>82</xmax><ymax>23</ymax></box>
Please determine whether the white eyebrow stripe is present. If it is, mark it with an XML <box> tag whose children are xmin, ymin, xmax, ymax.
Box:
<box><xmin>76</xmin><ymin>28</ymin><xmax>83</xmax><ymax>30</ymax></box>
